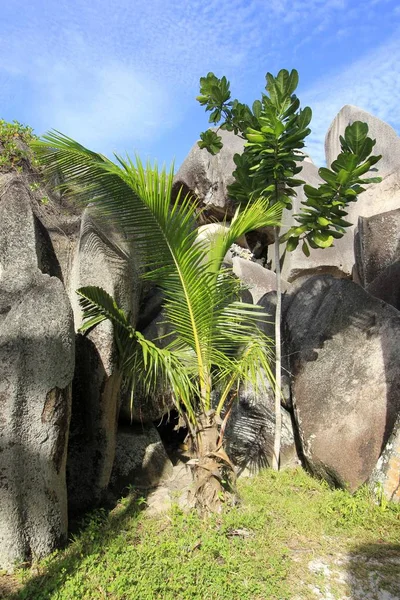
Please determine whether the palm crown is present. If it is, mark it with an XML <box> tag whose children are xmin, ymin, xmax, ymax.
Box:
<box><xmin>33</xmin><ymin>132</ymin><xmax>282</xmax><ymax>428</ymax></box>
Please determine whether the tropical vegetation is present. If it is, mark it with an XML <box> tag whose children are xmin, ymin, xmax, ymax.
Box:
<box><xmin>197</xmin><ymin>68</ymin><xmax>381</xmax><ymax>469</ymax></box>
<box><xmin>8</xmin><ymin>468</ymin><xmax>400</xmax><ymax>600</ymax></box>
<box><xmin>32</xmin><ymin>132</ymin><xmax>282</xmax><ymax>510</ymax></box>
<box><xmin>0</xmin><ymin>119</ymin><xmax>37</xmax><ymax>169</ymax></box>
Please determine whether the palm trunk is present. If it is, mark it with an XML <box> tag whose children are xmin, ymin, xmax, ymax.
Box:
<box><xmin>272</xmin><ymin>228</ymin><xmax>282</xmax><ymax>471</ymax></box>
<box><xmin>189</xmin><ymin>411</ymin><xmax>237</xmax><ymax>513</ymax></box>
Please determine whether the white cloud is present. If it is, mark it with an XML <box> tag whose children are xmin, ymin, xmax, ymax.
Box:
<box><xmin>302</xmin><ymin>32</ymin><xmax>400</xmax><ymax>165</ymax></box>
<box><xmin>1</xmin><ymin>0</ymin><xmax>398</xmax><ymax>162</ymax></box>
<box><xmin>32</xmin><ymin>60</ymin><xmax>173</xmax><ymax>154</ymax></box>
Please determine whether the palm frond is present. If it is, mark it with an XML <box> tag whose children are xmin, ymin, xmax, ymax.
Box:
<box><xmin>77</xmin><ymin>286</ymin><xmax>198</xmax><ymax>423</ymax></box>
<box><xmin>33</xmin><ymin>131</ymin><xmax>277</xmax><ymax>422</ymax></box>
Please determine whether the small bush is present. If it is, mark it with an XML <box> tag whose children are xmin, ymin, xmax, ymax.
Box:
<box><xmin>0</xmin><ymin>119</ymin><xmax>37</xmax><ymax>169</ymax></box>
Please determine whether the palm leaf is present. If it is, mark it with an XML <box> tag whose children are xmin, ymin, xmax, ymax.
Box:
<box><xmin>33</xmin><ymin>132</ymin><xmax>279</xmax><ymax>422</ymax></box>
<box><xmin>77</xmin><ymin>286</ymin><xmax>197</xmax><ymax>423</ymax></box>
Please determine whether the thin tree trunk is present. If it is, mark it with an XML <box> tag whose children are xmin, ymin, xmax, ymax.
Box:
<box><xmin>272</xmin><ymin>228</ymin><xmax>282</xmax><ymax>471</ymax></box>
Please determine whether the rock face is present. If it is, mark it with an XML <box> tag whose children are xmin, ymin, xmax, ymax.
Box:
<box><xmin>367</xmin><ymin>261</ymin><xmax>400</xmax><ymax>311</ymax></box>
<box><xmin>172</xmin><ymin>129</ymin><xmax>244</xmax><ymax>221</ymax></box>
<box><xmin>285</xmin><ymin>275</ymin><xmax>400</xmax><ymax>491</ymax></box>
<box><xmin>0</xmin><ymin>175</ymin><xmax>75</xmax><ymax>570</ymax></box>
<box><xmin>108</xmin><ymin>425</ymin><xmax>173</xmax><ymax>498</ymax></box>
<box><xmin>369</xmin><ymin>414</ymin><xmax>400</xmax><ymax>503</ymax></box>
<box><xmin>224</xmin><ymin>377</ymin><xmax>298</xmax><ymax>473</ymax></box>
<box><xmin>67</xmin><ymin>208</ymin><xmax>141</xmax><ymax>513</ymax></box>
<box><xmin>355</xmin><ymin>208</ymin><xmax>400</xmax><ymax>287</ymax></box>
<box><xmin>231</xmin><ymin>257</ymin><xmax>289</xmax><ymax>304</ymax></box>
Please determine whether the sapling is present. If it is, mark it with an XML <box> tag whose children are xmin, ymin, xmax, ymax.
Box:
<box><xmin>197</xmin><ymin>69</ymin><xmax>381</xmax><ymax>469</ymax></box>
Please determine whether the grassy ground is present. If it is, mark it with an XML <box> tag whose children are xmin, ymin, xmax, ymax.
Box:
<box><xmin>2</xmin><ymin>468</ymin><xmax>400</xmax><ymax>600</ymax></box>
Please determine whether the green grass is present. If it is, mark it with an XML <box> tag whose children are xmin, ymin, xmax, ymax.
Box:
<box><xmin>9</xmin><ymin>469</ymin><xmax>400</xmax><ymax>600</ymax></box>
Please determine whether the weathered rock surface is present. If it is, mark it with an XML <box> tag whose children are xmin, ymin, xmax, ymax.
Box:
<box><xmin>172</xmin><ymin>129</ymin><xmax>244</xmax><ymax>221</ymax></box>
<box><xmin>224</xmin><ymin>376</ymin><xmax>298</xmax><ymax>473</ymax></box>
<box><xmin>285</xmin><ymin>275</ymin><xmax>400</xmax><ymax>491</ymax></box>
<box><xmin>108</xmin><ymin>425</ymin><xmax>173</xmax><ymax>498</ymax></box>
<box><xmin>367</xmin><ymin>261</ymin><xmax>400</xmax><ymax>311</ymax></box>
<box><xmin>0</xmin><ymin>176</ymin><xmax>75</xmax><ymax>571</ymax></box>
<box><xmin>355</xmin><ymin>208</ymin><xmax>400</xmax><ymax>287</ymax></box>
<box><xmin>369</xmin><ymin>414</ymin><xmax>400</xmax><ymax>504</ymax></box>
<box><xmin>232</xmin><ymin>257</ymin><xmax>289</xmax><ymax>304</ymax></box>
<box><xmin>67</xmin><ymin>208</ymin><xmax>141</xmax><ymax>513</ymax></box>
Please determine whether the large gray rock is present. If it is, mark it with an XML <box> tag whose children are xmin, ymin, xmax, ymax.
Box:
<box><xmin>0</xmin><ymin>176</ymin><xmax>75</xmax><ymax>571</ymax></box>
<box><xmin>67</xmin><ymin>208</ymin><xmax>141</xmax><ymax>513</ymax></box>
<box><xmin>369</xmin><ymin>414</ymin><xmax>400</xmax><ymax>504</ymax></box>
<box><xmin>367</xmin><ymin>261</ymin><xmax>400</xmax><ymax>311</ymax></box>
<box><xmin>108</xmin><ymin>425</ymin><xmax>173</xmax><ymax>497</ymax></box>
<box><xmin>355</xmin><ymin>208</ymin><xmax>400</xmax><ymax>287</ymax></box>
<box><xmin>232</xmin><ymin>257</ymin><xmax>290</xmax><ymax>304</ymax></box>
<box><xmin>285</xmin><ymin>275</ymin><xmax>400</xmax><ymax>491</ymax></box>
<box><xmin>172</xmin><ymin>129</ymin><xmax>245</xmax><ymax>221</ymax></box>
<box><xmin>224</xmin><ymin>376</ymin><xmax>298</xmax><ymax>474</ymax></box>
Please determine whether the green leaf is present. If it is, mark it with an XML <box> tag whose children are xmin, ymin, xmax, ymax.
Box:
<box><xmin>304</xmin><ymin>185</ymin><xmax>323</xmax><ymax>198</ymax></box>
<box><xmin>318</xmin><ymin>167</ymin><xmax>337</xmax><ymax>185</ymax></box>
<box><xmin>209</xmin><ymin>108</ymin><xmax>222</xmax><ymax>124</ymax></box>
<box><xmin>317</xmin><ymin>216</ymin><xmax>330</xmax><ymax>227</ymax></box>
<box><xmin>297</xmin><ymin>106</ymin><xmax>312</xmax><ymax>130</ymax></box>
<box><xmin>286</xmin><ymin>236</ymin><xmax>299</xmax><ymax>252</ymax></box>
<box><xmin>337</xmin><ymin>169</ymin><xmax>350</xmax><ymax>185</ymax></box>
<box><xmin>252</xmin><ymin>100</ymin><xmax>262</xmax><ymax>118</ymax></box>
<box><xmin>246</xmin><ymin>133</ymin><xmax>266</xmax><ymax>143</ymax></box>
<box><xmin>312</xmin><ymin>232</ymin><xmax>334</xmax><ymax>248</ymax></box>
<box><xmin>344</xmin><ymin>121</ymin><xmax>368</xmax><ymax>154</ymax></box>
<box><xmin>361</xmin><ymin>176</ymin><xmax>381</xmax><ymax>184</ymax></box>
<box><xmin>198</xmin><ymin>130</ymin><xmax>223</xmax><ymax>155</ymax></box>
<box><xmin>302</xmin><ymin>240</ymin><xmax>310</xmax><ymax>256</ymax></box>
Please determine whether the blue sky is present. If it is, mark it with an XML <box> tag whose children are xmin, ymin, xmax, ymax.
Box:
<box><xmin>1</xmin><ymin>0</ymin><xmax>399</xmax><ymax>168</ymax></box>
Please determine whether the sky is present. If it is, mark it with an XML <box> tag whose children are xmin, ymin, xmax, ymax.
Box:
<box><xmin>1</xmin><ymin>0</ymin><xmax>400</xmax><ymax>169</ymax></box>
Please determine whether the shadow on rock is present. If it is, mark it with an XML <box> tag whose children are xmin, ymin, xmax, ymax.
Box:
<box><xmin>284</xmin><ymin>275</ymin><xmax>400</xmax><ymax>492</ymax></box>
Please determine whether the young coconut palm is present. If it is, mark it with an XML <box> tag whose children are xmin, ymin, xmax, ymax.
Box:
<box><xmin>33</xmin><ymin>132</ymin><xmax>283</xmax><ymax>511</ymax></box>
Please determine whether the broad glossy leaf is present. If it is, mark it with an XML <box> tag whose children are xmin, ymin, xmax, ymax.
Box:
<box><xmin>286</xmin><ymin>236</ymin><xmax>299</xmax><ymax>252</ymax></box>
<box><xmin>317</xmin><ymin>216</ymin><xmax>330</xmax><ymax>227</ymax></box>
<box><xmin>344</xmin><ymin>121</ymin><xmax>368</xmax><ymax>154</ymax></box>
<box><xmin>302</xmin><ymin>240</ymin><xmax>310</xmax><ymax>256</ymax></box>
<box><xmin>312</xmin><ymin>231</ymin><xmax>334</xmax><ymax>248</ymax></box>
<box><xmin>252</xmin><ymin>99</ymin><xmax>262</xmax><ymax>118</ymax></box>
<box><xmin>297</xmin><ymin>106</ymin><xmax>312</xmax><ymax>130</ymax></box>
<box><xmin>318</xmin><ymin>167</ymin><xmax>336</xmax><ymax>185</ymax></box>
<box><xmin>304</xmin><ymin>184</ymin><xmax>323</xmax><ymax>197</ymax></box>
